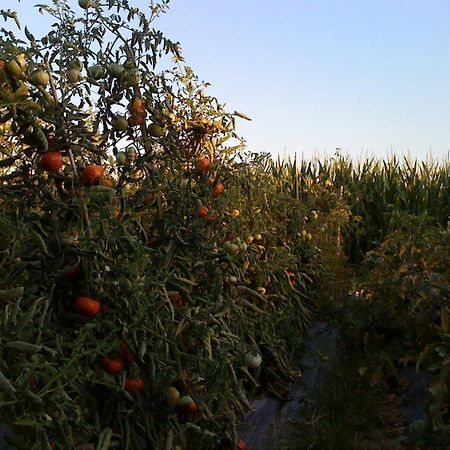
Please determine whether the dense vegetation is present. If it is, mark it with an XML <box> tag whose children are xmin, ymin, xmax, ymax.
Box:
<box><xmin>0</xmin><ymin>1</ymin><xmax>448</xmax><ymax>449</ymax></box>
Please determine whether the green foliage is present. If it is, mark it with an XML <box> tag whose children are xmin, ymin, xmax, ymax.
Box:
<box><xmin>0</xmin><ymin>3</ymin><xmax>333</xmax><ymax>448</ymax></box>
<box><xmin>342</xmin><ymin>214</ymin><xmax>450</xmax><ymax>441</ymax></box>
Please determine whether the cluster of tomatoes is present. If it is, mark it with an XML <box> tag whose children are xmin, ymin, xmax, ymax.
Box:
<box><xmin>72</xmin><ymin>297</ymin><xmax>145</xmax><ymax>394</ymax></box>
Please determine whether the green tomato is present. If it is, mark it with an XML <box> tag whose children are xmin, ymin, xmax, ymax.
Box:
<box><xmin>67</xmin><ymin>69</ymin><xmax>81</xmax><ymax>83</ymax></box>
<box><xmin>107</xmin><ymin>64</ymin><xmax>126</xmax><ymax>79</ymax></box>
<box><xmin>68</xmin><ymin>59</ymin><xmax>83</xmax><ymax>71</ymax></box>
<box><xmin>148</xmin><ymin>123</ymin><xmax>165</xmax><ymax>138</ymax></box>
<box><xmin>126</xmin><ymin>147</ymin><xmax>137</xmax><ymax>162</ymax></box>
<box><xmin>30</xmin><ymin>70</ymin><xmax>49</xmax><ymax>86</ymax></box>
<box><xmin>6</xmin><ymin>59</ymin><xmax>25</xmax><ymax>79</ymax></box>
<box><xmin>116</xmin><ymin>151</ymin><xmax>127</xmax><ymax>165</ymax></box>
<box><xmin>78</xmin><ymin>0</ymin><xmax>92</xmax><ymax>9</ymax></box>
<box><xmin>87</xmin><ymin>65</ymin><xmax>104</xmax><ymax>80</ymax></box>
<box><xmin>223</xmin><ymin>241</ymin><xmax>240</xmax><ymax>255</ymax></box>
<box><xmin>111</xmin><ymin>115</ymin><xmax>128</xmax><ymax>132</ymax></box>
<box><xmin>244</xmin><ymin>351</ymin><xmax>262</xmax><ymax>369</ymax></box>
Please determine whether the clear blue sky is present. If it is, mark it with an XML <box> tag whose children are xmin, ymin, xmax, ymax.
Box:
<box><xmin>7</xmin><ymin>0</ymin><xmax>450</xmax><ymax>161</ymax></box>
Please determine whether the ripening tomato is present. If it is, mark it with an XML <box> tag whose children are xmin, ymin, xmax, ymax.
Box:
<box><xmin>198</xmin><ymin>206</ymin><xmax>209</xmax><ymax>218</ymax></box>
<box><xmin>125</xmin><ymin>378</ymin><xmax>145</xmax><ymax>393</ymax></box>
<box><xmin>236</xmin><ymin>439</ymin><xmax>247</xmax><ymax>450</ymax></box>
<box><xmin>128</xmin><ymin>96</ymin><xmax>146</xmax><ymax>115</ymax></box>
<box><xmin>100</xmin><ymin>356</ymin><xmax>123</xmax><ymax>375</ymax></box>
<box><xmin>177</xmin><ymin>395</ymin><xmax>198</xmax><ymax>413</ymax></box>
<box><xmin>165</xmin><ymin>386</ymin><xmax>181</xmax><ymax>408</ymax></box>
<box><xmin>212</xmin><ymin>182</ymin><xmax>225</xmax><ymax>197</ymax></box>
<box><xmin>83</xmin><ymin>164</ymin><xmax>105</xmax><ymax>185</ymax></box>
<box><xmin>40</xmin><ymin>151</ymin><xmax>63</xmax><ymax>172</ymax></box>
<box><xmin>143</xmin><ymin>193</ymin><xmax>155</xmax><ymax>205</ymax></box>
<box><xmin>196</xmin><ymin>156</ymin><xmax>211</xmax><ymax>173</ymax></box>
<box><xmin>74</xmin><ymin>297</ymin><xmax>100</xmax><ymax>317</ymax></box>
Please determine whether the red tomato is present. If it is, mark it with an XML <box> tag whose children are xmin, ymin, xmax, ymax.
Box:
<box><xmin>66</xmin><ymin>264</ymin><xmax>80</xmax><ymax>281</ymax></box>
<box><xmin>125</xmin><ymin>378</ymin><xmax>145</xmax><ymax>393</ymax></box>
<box><xmin>236</xmin><ymin>439</ymin><xmax>247</xmax><ymax>450</ymax></box>
<box><xmin>222</xmin><ymin>233</ymin><xmax>235</xmax><ymax>243</ymax></box>
<box><xmin>146</xmin><ymin>237</ymin><xmax>161</xmax><ymax>249</ymax></box>
<box><xmin>100</xmin><ymin>356</ymin><xmax>123</xmax><ymax>375</ymax></box>
<box><xmin>198</xmin><ymin>206</ymin><xmax>209</xmax><ymax>218</ymax></box>
<box><xmin>212</xmin><ymin>182</ymin><xmax>225</xmax><ymax>197</ymax></box>
<box><xmin>170</xmin><ymin>293</ymin><xmax>186</xmax><ymax>307</ymax></box>
<box><xmin>74</xmin><ymin>297</ymin><xmax>100</xmax><ymax>317</ymax></box>
<box><xmin>120</xmin><ymin>341</ymin><xmax>137</xmax><ymax>362</ymax></box>
<box><xmin>83</xmin><ymin>164</ymin><xmax>105</xmax><ymax>185</ymax></box>
<box><xmin>40</xmin><ymin>151</ymin><xmax>63</xmax><ymax>172</ymax></box>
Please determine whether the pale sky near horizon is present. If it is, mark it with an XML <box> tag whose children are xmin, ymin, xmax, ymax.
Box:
<box><xmin>5</xmin><ymin>0</ymin><xmax>450</xmax><ymax>161</ymax></box>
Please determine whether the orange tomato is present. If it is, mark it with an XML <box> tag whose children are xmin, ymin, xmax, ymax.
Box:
<box><xmin>40</xmin><ymin>151</ymin><xmax>63</xmax><ymax>172</ymax></box>
<box><xmin>83</xmin><ymin>164</ymin><xmax>105</xmax><ymax>185</ymax></box>
<box><xmin>196</xmin><ymin>156</ymin><xmax>211</xmax><ymax>173</ymax></box>
<box><xmin>74</xmin><ymin>297</ymin><xmax>100</xmax><ymax>317</ymax></box>
<box><xmin>198</xmin><ymin>206</ymin><xmax>209</xmax><ymax>218</ymax></box>
<box><xmin>212</xmin><ymin>182</ymin><xmax>225</xmax><ymax>197</ymax></box>
<box><xmin>236</xmin><ymin>439</ymin><xmax>247</xmax><ymax>450</ymax></box>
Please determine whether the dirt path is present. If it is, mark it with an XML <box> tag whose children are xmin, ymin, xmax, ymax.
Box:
<box><xmin>237</xmin><ymin>320</ymin><xmax>430</xmax><ymax>450</ymax></box>
<box><xmin>237</xmin><ymin>322</ymin><xmax>340</xmax><ymax>450</ymax></box>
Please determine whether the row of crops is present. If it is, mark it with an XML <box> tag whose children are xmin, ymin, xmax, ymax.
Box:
<box><xmin>0</xmin><ymin>1</ymin><xmax>449</xmax><ymax>448</ymax></box>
